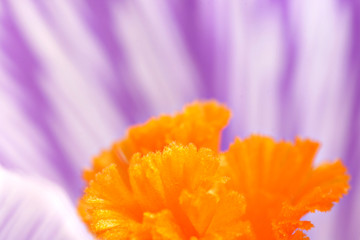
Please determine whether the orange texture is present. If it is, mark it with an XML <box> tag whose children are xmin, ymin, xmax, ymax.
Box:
<box><xmin>222</xmin><ymin>136</ymin><xmax>350</xmax><ymax>240</ymax></box>
<box><xmin>79</xmin><ymin>143</ymin><xmax>253</xmax><ymax>240</ymax></box>
<box><xmin>83</xmin><ymin>101</ymin><xmax>230</xmax><ymax>182</ymax></box>
<box><xmin>79</xmin><ymin>101</ymin><xmax>350</xmax><ymax>240</ymax></box>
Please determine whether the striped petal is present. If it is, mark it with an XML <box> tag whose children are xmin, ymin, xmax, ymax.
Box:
<box><xmin>0</xmin><ymin>0</ymin><xmax>359</xmax><ymax>239</ymax></box>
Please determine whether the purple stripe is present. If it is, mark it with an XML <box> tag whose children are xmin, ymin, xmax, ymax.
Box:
<box><xmin>1</xmin><ymin>1</ymin><xmax>79</xmax><ymax>199</ymax></box>
<box><xmin>169</xmin><ymin>1</ymin><xmax>220</xmax><ymax>99</ymax></box>
<box><xmin>34</xmin><ymin>0</ymin><xmax>152</xmax><ymax>124</ymax></box>
<box><xmin>78</xmin><ymin>0</ymin><xmax>152</xmax><ymax>124</ymax></box>
<box><xmin>167</xmin><ymin>1</ymin><xmax>232</xmax><ymax>149</ymax></box>
<box><xmin>336</xmin><ymin>0</ymin><xmax>360</xmax><ymax>239</ymax></box>
<box><xmin>274</xmin><ymin>0</ymin><xmax>299</xmax><ymax>140</ymax></box>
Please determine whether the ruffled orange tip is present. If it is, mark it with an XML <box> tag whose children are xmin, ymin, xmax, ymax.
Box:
<box><xmin>80</xmin><ymin>101</ymin><xmax>350</xmax><ymax>240</ymax></box>
<box><xmin>79</xmin><ymin>143</ymin><xmax>253</xmax><ymax>240</ymax></box>
<box><xmin>83</xmin><ymin>101</ymin><xmax>230</xmax><ymax>182</ymax></box>
<box><xmin>222</xmin><ymin>136</ymin><xmax>350</xmax><ymax>240</ymax></box>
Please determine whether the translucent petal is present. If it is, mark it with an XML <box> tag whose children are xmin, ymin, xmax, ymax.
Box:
<box><xmin>0</xmin><ymin>167</ymin><xmax>91</xmax><ymax>240</ymax></box>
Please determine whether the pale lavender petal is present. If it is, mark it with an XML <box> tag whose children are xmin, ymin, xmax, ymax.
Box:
<box><xmin>0</xmin><ymin>0</ymin><xmax>359</xmax><ymax>239</ymax></box>
<box><xmin>0</xmin><ymin>0</ymin><xmax>200</xmax><ymax>200</ymax></box>
<box><xmin>335</xmin><ymin>0</ymin><xmax>360</xmax><ymax>239</ymax></box>
<box><xmin>0</xmin><ymin>166</ymin><xmax>91</xmax><ymax>240</ymax></box>
<box><xmin>221</xmin><ymin>1</ymin><xmax>359</xmax><ymax>238</ymax></box>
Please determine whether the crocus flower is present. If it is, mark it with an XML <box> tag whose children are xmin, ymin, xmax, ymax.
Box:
<box><xmin>0</xmin><ymin>1</ymin><xmax>359</xmax><ymax>240</ymax></box>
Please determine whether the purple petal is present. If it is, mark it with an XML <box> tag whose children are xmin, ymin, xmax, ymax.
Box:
<box><xmin>0</xmin><ymin>0</ymin><xmax>359</xmax><ymax>239</ymax></box>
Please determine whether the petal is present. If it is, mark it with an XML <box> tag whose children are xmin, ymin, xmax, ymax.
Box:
<box><xmin>0</xmin><ymin>167</ymin><xmax>91</xmax><ymax>240</ymax></box>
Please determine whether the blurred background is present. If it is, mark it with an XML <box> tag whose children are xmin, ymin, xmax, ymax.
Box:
<box><xmin>0</xmin><ymin>0</ymin><xmax>359</xmax><ymax>239</ymax></box>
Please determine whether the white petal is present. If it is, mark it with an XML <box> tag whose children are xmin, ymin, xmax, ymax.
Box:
<box><xmin>0</xmin><ymin>167</ymin><xmax>91</xmax><ymax>240</ymax></box>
